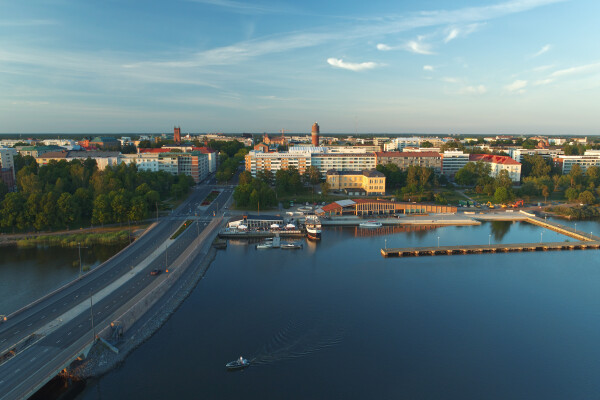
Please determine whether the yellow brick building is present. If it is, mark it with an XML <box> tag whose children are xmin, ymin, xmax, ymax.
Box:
<box><xmin>326</xmin><ymin>169</ymin><xmax>386</xmax><ymax>196</ymax></box>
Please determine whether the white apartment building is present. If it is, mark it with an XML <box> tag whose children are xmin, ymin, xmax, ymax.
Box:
<box><xmin>469</xmin><ymin>154</ymin><xmax>522</xmax><ymax>182</ymax></box>
<box><xmin>0</xmin><ymin>147</ymin><xmax>17</xmax><ymax>189</ymax></box>
<box><xmin>510</xmin><ymin>148</ymin><xmax>564</xmax><ymax>163</ymax></box>
<box><xmin>441</xmin><ymin>151</ymin><xmax>470</xmax><ymax>177</ymax></box>
<box><xmin>120</xmin><ymin>151</ymin><xmax>209</xmax><ymax>183</ymax></box>
<box><xmin>311</xmin><ymin>153</ymin><xmax>376</xmax><ymax>176</ymax></box>
<box><xmin>245</xmin><ymin>150</ymin><xmax>313</xmax><ymax>177</ymax></box>
<box><xmin>384</xmin><ymin>137</ymin><xmax>422</xmax><ymax>151</ymax></box>
<box><xmin>554</xmin><ymin>151</ymin><xmax>600</xmax><ymax>174</ymax></box>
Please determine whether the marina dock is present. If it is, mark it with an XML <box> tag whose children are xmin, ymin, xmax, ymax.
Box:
<box><xmin>381</xmin><ymin>241</ymin><xmax>600</xmax><ymax>257</ymax></box>
<box><xmin>381</xmin><ymin>212</ymin><xmax>600</xmax><ymax>258</ymax></box>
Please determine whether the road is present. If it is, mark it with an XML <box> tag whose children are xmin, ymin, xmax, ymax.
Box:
<box><xmin>0</xmin><ymin>183</ymin><xmax>235</xmax><ymax>400</ymax></box>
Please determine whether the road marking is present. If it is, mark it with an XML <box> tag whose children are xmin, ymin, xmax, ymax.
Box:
<box><xmin>0</xmin><ymin>380</ymin><xmax>3</xmax><ymax>384</ymax></box>
<box><xmin>41</xmin><ymin>315</ymin><xmax>46</xmax><ymax>319</ymax></box>
<box><xmin>67</xmin><ymin>332</ymin><xmax>71</xmax><ymax>336</ymax></box>
<box><xmin>63</xmin><ymin>303</ymin><xmax>67</xmax><ymax>306</ymax></box>
<box><xmin>52</xmin><ymin>308</ymin><xmax>56</xmax><ymax>312</ymax></box>
<box><xmin>75</xmin><ymin>295</ymin><xmax>79</xmax><ymax>298</ymax></box>
<box><xmin>105</xmin><ymin>305</ymin><xmax>109</xmax><ymax>309</ymax></box>
<box><xmin>56</xmin><ymin>339</ymin><xmax>61</xmax><ymax>344</ymax></box>
<box><xmin>30</xmin><ymin>357</ymin><xmax>36</xmax><ymax>362</ymax></box>
<box><xmin>14</xmin><ymin>330</ymin><xmax>20</xmax><ymax>334</ymax></box>
<box><xmin>43</xmin><ymin>348</ymin><xmax>49</xmax><ymax>353</ymax></box>
<box><xmin>14</xmin><ymin>369</ymin><xmax>20</xmax><ymax>374</ymax></box>
<box><xmin>1</xmin><ymin>339</ymin><xmax>5</xmax><ymax>343</ymax></box>
<box><xmin>27</xmin><ymin>323</ymin><xmax>32</xmax><ymax>327</ymax></box>
<box><xmin>78</xmin><ymin>324</ymin><xmax>83</xmax><ymax>328</ymax></box>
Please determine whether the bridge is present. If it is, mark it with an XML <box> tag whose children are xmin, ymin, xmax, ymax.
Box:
<box><xmin>0</xmin><ymin>184</ymin><xmax>234</xmax><ymax>400</ymax></box>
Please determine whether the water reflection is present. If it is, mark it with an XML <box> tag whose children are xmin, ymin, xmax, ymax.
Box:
<box><xmin>490</xmin><ymin>221</ymin><xmax>512</xmax><ymax>242</ymax></box>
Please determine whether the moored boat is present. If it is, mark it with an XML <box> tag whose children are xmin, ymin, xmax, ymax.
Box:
<box><xmin>305</xmin><ymin>215</ymin><xmax>322</xmax><ymax>240</ymax></box>
<box><xmin>226</xmin><ymin>356</ymin><xmax>250</xmax><ymax>370</ymax></box>
<box><xmin>256</xmin><ymin>242</ymin><xmax>273</xmax><ymax>249</ymax></box>
<box><xmin>359</xmin><ymin>220</ymin><xmax>383</xmax><ymax>228</ymax></box>
<box><xmin>281</xmin><ymin>242</ymin><xmax>303</xmax><ymax>249</ymax></box>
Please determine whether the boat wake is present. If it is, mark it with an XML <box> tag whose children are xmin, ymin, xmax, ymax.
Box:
<box><xmin>249</xmin><ymin>316</ymin><xmax>345</xmax><ymax>366</ymax></box>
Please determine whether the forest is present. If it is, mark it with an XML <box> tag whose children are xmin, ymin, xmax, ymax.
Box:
<box><xmin>0</xmin><ymin>155</ymin><xmax>194</xmax><ymax>232</ymax></box>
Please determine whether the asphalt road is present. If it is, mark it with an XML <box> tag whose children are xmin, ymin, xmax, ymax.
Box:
<box><xmin>0</xmin><ymin>183</ymin><xmax>234</xmax><ymax>400</ymax></box>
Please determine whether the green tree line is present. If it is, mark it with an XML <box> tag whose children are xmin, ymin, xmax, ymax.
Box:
<box><xmin>0</xmin><ymin>155</ymin><xmax>194</xmax><ymax>232</ymax></box>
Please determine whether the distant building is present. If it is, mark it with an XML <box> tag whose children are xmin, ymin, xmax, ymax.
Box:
<box><xmin>120</xmin><ymin>151</ymin><xmax>209</xmax><ymax>183</ymax></box>
<box><xmin>311</xmin><ymin>122</ymin><xmax>320</xmax><ymax>146</ymax></box>
<box><xmin>16</xmin><ymin>145</ymin><xmax>65</xmax><ymax>158</ymax></box>
<box><xmin>326</xmin><ymin>169</ymin><xmax>386</xmax><ymax>196</ymax></box>
<box><xmin>510</xmin><ymin>148</ymin><xmax>564</xmax><ymax>163</ymax></box>
<box><xmin>174</xmin><ymin>126</ymin><xmax>181</xmax><ymax>144</ymax></box>
<box><xmin>469</xmin><ymin>154</ymin><xmax>522</xmax><ymax>182</ymax></box>
<box><xmin>553</xmin><ymin>151</ymin><xmax>600</xmax><ymax>174</ymax></box>
<box><xmin>36</xmin><ymin>150</ymin><xmax>121</xmax><ymax>170</ymax></box>
<box><xmin>263</xmin><ymin>132</ymin><xmax>288</xmax><ymax>147</ymax></box>
<box><xmin>441</xmin><ymin>151</ymin><xmax>470</xmax><ymax>177</ymax></box>
<box><xmin>88</xmin><ymin>137</ymin><xmax>120</xmax><ymax>150</ymax></box>
<box><xmin>375</xmin><ymin>151</ymin><xmax>442</xmax><ymax>174</ymax></box>
<box><xmin>253</xmin><ymin>143</ymin><xmax>269</xmax><ymax>153</ymax></box>
<box><xmin>0</xmin><ymin>147</ymin><xmax>17</xmax><ymax>190</ymax></box>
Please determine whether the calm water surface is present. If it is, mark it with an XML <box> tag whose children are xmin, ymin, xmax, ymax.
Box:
<box><xmin>0</xmin><ymin>243</ymin><xmax>127</xmax><ymax>315</ymax></box>
<box><xmin>63</xmin><ymin>220</ymin><xmax>600</xmax><ymax>398</ymax></box>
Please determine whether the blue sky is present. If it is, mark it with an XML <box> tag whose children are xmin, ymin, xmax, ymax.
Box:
<box><xmin>1</xmin><ymin>0</ymin><xmax>599</xmax><ymax>135</ymax></box>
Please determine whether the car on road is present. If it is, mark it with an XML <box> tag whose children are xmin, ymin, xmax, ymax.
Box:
<box><xmin>150</xmin><ymin>269</ymin><xmax>161</xmax><ymax>276</ymax></box>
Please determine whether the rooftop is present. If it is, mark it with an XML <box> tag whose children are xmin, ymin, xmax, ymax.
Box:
<box><xmin>469</xmin><ymin>154</ymin><xmax>521</xmax><ymax>165</ymax></box>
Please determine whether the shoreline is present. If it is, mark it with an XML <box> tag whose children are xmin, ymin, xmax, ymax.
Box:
<box><xmin>69</xmin><ymin>243</ymin><xmax>219</xmax><ymax>380</ymax></box>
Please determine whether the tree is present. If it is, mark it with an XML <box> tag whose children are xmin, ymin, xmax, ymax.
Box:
<box><xmin>1</xmin><ymin>193</ymin><xmax>25</xmax><ymax>232</ymax></box>
<box><xmin>320</xmin><ymin>181</ymin><xmax>331</xmax><ymax>196</ymax></box>
<box><xmin>578</xmin><ymin>190</ymin><xmax>595</xmax><ymax>205</ymax></box>
<box><xmin>92</xmin><ymin>194</ymin><xmax>112</xmax><ymax>226</ymax></box>
<box><xmin>256</xmin><ymin>169</ymin><xmax>273</xmax><ymax>186</ymax></box>
<box><xmin>239</xmin><ymin>171</ymin><xmax>253</xmax><ymax>186</ymax></box>
<box><xmin>565</xmin><ymin>187</ymin><xmax>580</xmax><ymax>201</ymax></box>
<box><xmin>493</xmin><ymin>187</ymin><xmax>512</xmax><ymax>204</ymax></box>
<box><xmin>57</xmin><ymin>192</ymin><xmax>75</xmax><ymax>229</ymax></box>
<box><xmin>421</xmin><ymin>141</ymin><xmax>433</xmax><ymax>148</ymax></box>
<box><xmin>541</xmin><ymin>185</ymin><xmax>550</xmax><ymax>203</ymax></box>
<box><xmin>304</xmin><ymin>166</ymin><xmax>322</xmax><ymax>185</ymax></box>
<box><xmin>111</xmin><ymin>192</ymin><xmax>130</xmax><ymax>224</ymax></box>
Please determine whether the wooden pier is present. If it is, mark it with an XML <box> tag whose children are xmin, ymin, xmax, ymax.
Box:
<box><xmin>381</xmin><ymin>241</ymin><xmax>600</xmax><ymax>258</ymax></box>
<box><xmin>381</xmin><ymin>213</ymin><xmax>600</xmax><ymax>258</ymax></box>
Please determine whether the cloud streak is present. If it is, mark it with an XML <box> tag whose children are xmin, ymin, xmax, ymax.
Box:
<box><xmin>327</xmin><ymin>58</ymin><xmax>378</xmax><ymax>71</ymax></box>
<box><xmin>406</xmin><ymin>40</ymin><xmax>434</xmax><ymax>55</ymax></box>
<box><xmin>532</xmin><ymin>44</ymin><xmax>552</xmax><ymax>57</ymax></box>
<box><xmin>505</xmin><ymin>79</ymin><xmax>528</xmax><ymax>92</ymax></box>
<box><xmin>459</xmin><ymin>85</ymin><xmax>487</xmax><ymax>95</ymax></box>
<box><xmin>186</xmin><ymin>0</ymin><xmax>294</xmax><ymax>14</ymax></box>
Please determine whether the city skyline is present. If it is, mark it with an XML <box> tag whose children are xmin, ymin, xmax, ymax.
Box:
<box><xmin>1</xmin><ymin>0</ymin><xmax>599</xmax><ymax>135</ymax></box>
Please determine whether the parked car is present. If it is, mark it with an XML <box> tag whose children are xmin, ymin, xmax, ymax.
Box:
<box><xmin>150</xmin><ymin>269</ymin><xmax>161</xmax><ymax>276</ymax></box>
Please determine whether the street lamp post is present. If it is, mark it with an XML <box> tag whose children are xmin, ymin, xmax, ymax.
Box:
<box><xmin>540</xmin><ymin>231</ymin><xmax>543</xmax><ymax>243</ymax></box>
<box><xmin>575</xmin><ymin>223</ymin><xmax>577</xmax><ymax>232</ymax></box>
<box><xmin>385</xmin><ymin>238</ymin><xmax>387</xmax><ymax>250</ymax></box>
<box><xmin>437</xmin><ymin>236</ymin><xmax>440</xmax><ymax>248</ymax></box>
<box><xmin>488</xmin><ymin>234</ymin><xmax>491</xmax><ymax>246</ymax></box>
<box><xmin>90</xmin><ymin>294</ymin><xmax>96</xmax><ymax>342</ymax></box>
<box><xmin>78</xmin><ymin>242</ymin><xmax>82</xmax><ymax>278</ymax></box>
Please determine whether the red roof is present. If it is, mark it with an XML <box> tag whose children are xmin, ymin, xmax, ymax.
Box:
<box><xmin>321</xmin><ymin>203</ymin><xmax>342</xmax><ymax>212</ymax></box>
<box><xmin>375</xmin><ymin>151</ymin><xmax>440</xmax><ymax>158</ymax></box>
<box><xmin>139</xmin><ymin>148</ymin><xmax>170</xmax><ymax>153</ymax></box>
<box><xmin>469</xmin><ymin>154</ymin><xmax>521</xmax><ymax>165</ymax></box>
<box><xmin>192</xmin><ymin>147</ymin><xmax>216</xmax><ymax>154</ymax></box>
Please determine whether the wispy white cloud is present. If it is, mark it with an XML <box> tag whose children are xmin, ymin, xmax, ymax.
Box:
<box><xmin>442</xmin><ymin>77</ymin><xmax>459</xmax><ymax>83</ymax></box>
<box><xmin>534</xmin><ymin>61</ymin><xmax>600</xmax><ymax>85</ymax></box>
<box><xmin>459</xmin><ymin>85</ymin><xmax>487</xmax><ymax>95</ymax></box>
<box><xmin>505</xmin><ymin>79</ymin><xmax>528</xmax><ymax>93</ymax></box>
<box><xmin>423</xmin><ymin>65</ymin><xmax>434</xmax><ymax>71</ymax></box>
<box><xmin>327</xmin><ymin>58</ymin><xmax>378</xmax><ymax>71</ymax></box>
<box><xmin>444</xmin><ymin>28</ymin><xmax>460</xmax><ymax>43</ymax></box>
<box><xmin>186</xmin><ymin>0</ymin><xmax>293</xmax><ymax>14</ymax></box>
<box><xmin>532</xmin><ymin>64</ymin><xmax>554</xmax><ymax>72</ymax></box>
<box><xmin>531</xmin><ymin>44</ymin><xmax>552</xmax><ymax>57</ymax></box>
<box><xmin>376</xmin><ymin>43</ymin><xmax>392</xmax><ymax>51</ymax></box>
<box><xmin>405</xmin><ymin>40</ymin><xmax>434</xmax><ymax>55</ymax></box>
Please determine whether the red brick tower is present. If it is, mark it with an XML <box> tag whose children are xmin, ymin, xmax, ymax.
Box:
<box><xmin>174</xmin><ymin>126</ymin><xmax>181</xmax><ymax>143</ymax></box>
<box><xmin>311</xmin><ymin>122</ymin><xmax>320</xmax><ymax>146</ymax></box>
